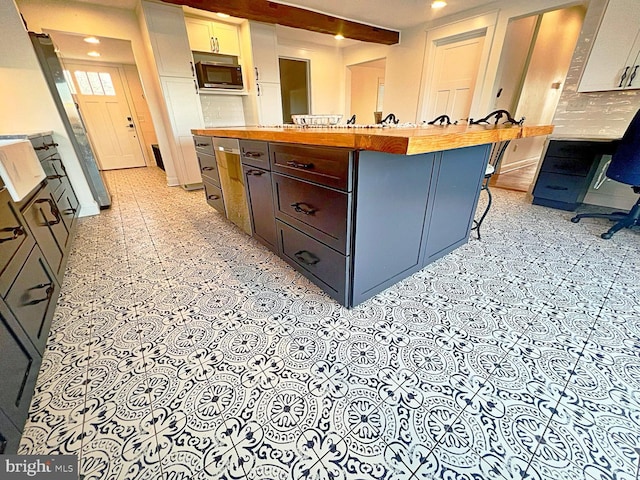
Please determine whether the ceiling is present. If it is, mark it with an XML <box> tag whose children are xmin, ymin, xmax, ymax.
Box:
<box><xmin>50</xmin><ymin>0</ymin><xmax>503</xmax><ymax>65</ymax></box>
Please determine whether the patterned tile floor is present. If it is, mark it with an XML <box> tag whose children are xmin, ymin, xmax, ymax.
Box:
<box><xmin>19</xmin><ymin>166</ymin><xmax>640</xmax><ymax>480</ymax></box>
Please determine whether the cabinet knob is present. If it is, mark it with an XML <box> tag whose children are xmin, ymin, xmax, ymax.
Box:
<box><xmin>208</xmin><ymin>194</ymin><xmax>220</xmax><ymax>200</ymax></box>
<box><xmin>290</xmin><ymin>202</ymin><xmax>317</xmax><ymax>215</ymax></box>
<box><xmin>294</xmin><ymin>250</ymin><xmax>320</xmax><ymax>266</ymax></box>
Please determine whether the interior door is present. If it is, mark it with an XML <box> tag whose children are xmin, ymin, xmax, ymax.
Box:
<box><xmin>426</xmin><ymin>34</ymin><xmax>485</xmax><ymax>122</ymax></box>
<box><xmin>66</xmin><ymin>62</ymin><xmax>146</xmax><ymax>170</ymax></box>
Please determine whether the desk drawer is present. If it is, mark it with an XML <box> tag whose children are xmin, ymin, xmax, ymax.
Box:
<box><xmin>197</xmin><ymin>151</ymin><xmax>221</xmax><ymax>186</ymax></box>
<box><xmin>0</xmin><ymin>189</ymin><xmax>30</xmax><ymax>277</ymax></box>
<box><xmin>271</xmin><ymin>143</ymin><xmax>353</xmax><ymax>191</ymax></box>
<box><xmin>273</xmin><ymin>173</ymin><xmax>349</xmax><ymax>254</ymax></box>
<box><xmin>277</xmin><ymin>220</ymin><xmax>348</xmax><ymax>304</ymax></box>
<box><xmin>540</xmin><ymin>155</ymin><xmax>593</xmax><ymax>176</ymax></box>
<box><xmin>546</xmin><ymin>141</ymin><xmax>596</xmax><ymax>159</ymax></box>
<box><xmin>240</xmin><ymin>140</ymin><xmax>270</xmax><ymax>170</ymax></box>
<box><xmin>533</xmin><ymin>172</ymin><xmax>586</xmax><ymax>204</ymax></box>
<box><xmin>193</xmin><ymin>135</ymin><xmax>214</xmax><ymax>155</ymax></box>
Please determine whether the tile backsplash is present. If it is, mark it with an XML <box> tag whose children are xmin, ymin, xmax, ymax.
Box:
<box><xmin>200</xmin><ymin>94</ymin><xmax>245</xmax><ymax>127</ymax></box>
<box><xmin>553</xmin><ymin>0</ymin><xmax>640</xmax><ymax>138</ymax></box>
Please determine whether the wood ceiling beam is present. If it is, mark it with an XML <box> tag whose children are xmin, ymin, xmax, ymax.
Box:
<box><xmin>161</xmin><ymin>0</ymin><xmax>400</xmax><ymax>45</ymax></box>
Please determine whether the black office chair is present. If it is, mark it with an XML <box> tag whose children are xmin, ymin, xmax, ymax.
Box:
<box><xmin>571</xmin><ymin>108</ymin><xmax>640</xmax><ymax>239</ymax></box>
<box><xmin>468</xmin><ymin>110</ymin><xmax>524</xmax><ymax>240</ymax></box>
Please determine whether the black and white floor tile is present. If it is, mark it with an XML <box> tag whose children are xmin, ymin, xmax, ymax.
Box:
<box><xmin>19</xmin><ymin>166</ymin><xmax>640</xmax><ymax>480</ymax></box>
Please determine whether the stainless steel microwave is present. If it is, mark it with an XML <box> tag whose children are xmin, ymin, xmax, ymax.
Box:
<box><xmin>195</xmin><ymin>62</ymin><xmax>243</xmax><ymax>90</ymax></box>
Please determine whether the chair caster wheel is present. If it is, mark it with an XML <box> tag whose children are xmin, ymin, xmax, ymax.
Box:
<box><xmin>570</xmin><ymin>217</ymin><xmax>580</xmax><ymax>223</ymax></box>
<box><xmin>601</xmin><ymin>232</ymin><xmax>613</xmax><ymax>239</ymax></box>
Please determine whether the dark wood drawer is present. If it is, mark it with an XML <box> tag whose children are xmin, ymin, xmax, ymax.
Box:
<box><xmin>30</xmin><ymin>135</ymin><xmax>58</xmax><ymax>160</ymax></box>
<box><xmin>0</xmin><ymin>299</ymin><xmax>42</xmax><ymax>431</ymax></box>
<box><xmin>193</xmin><ymin>135</ymin><xmax>214</xmax><ymax>155</ymax></box>
<box><xmin>40</xmin><ymin>154</ymin><xmax>65</xmax><ymax>192</ymax></box>
<box><xmin>244</xmin><ymin>166</ymin><xmax>277</xmax><ymax>252</ymax></box>
<box><xmin>197</xmin><ymin>151</ymin><xmax>221</xmax><ymax>186</ymax></box>
<box><xmin>540</xmin><ymin>155</ymin><xmax>593</xmax><ymax>177</ymax></box>
<box><xmin>240</xmin><ymin>140</ymin><xmax>270</xmax><ymax>170</ymax></box>
<box><xmin>203</xmin><ymin>180</ymin><xmax>225</xmax><ymax>214</ymax></box>
<box><xmin>0</xmin><ymin>189</ymin><xmax>30</xmax><ymax>277</ymax></box>
<box><xmin>5</xmin><ymin>245</ymin><xmax>58</xmax><ymax>353</ymax></box>
<box><xmin>22</xmin><ymin>187</ymin><xmax>68</xmax><ymax>278</ymax></box>
<box><xmin>533</xmin><ymin>172</ymin><xmax>586</xmax><ymax>204</ymax></box>
<box><xmin>270</xmin><ymin>143</ymin><xmax>353</xmax><ymax>191</ymax></box>
<box><xmin>54</xmin><ymin>182</ymin><xmax>79</xmax><ymax>233</ymax></box>
<box><xmin>277</xmin><ymin>220</ymin><xmax>349</xmax><ymax>305</ymax></box>
<box><xmin>545</xmin><ymin>140</ymin><xmax>597</xmax><ymax>159</ymax></box>
<box><xmin>273</xmin><ymin>173</ymin><xmax>350</xmax><ymax>255</ymax></box>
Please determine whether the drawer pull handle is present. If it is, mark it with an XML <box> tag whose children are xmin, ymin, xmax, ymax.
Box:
<box><xmin>44</xmin><ymin>142</ymin><xmax>59</xmax><ymax>148</ymax></box>
<box><xmin>628</xmin><ymin>65</ymin><xmax>639</xmax><ymax>87</ymax></box>
<box><xmin>545</xmin><ymin>185</ymin><xmax>569</xmax><ymax>191</ymax></box>
<box><xmin>196</xmin><ymin>143</ymin><xmax>210</xmax><ymax>147</ymax></box>
<box><xmin>33</xmin><ymin>145</ymin><xmax>48</xmax><ymax>151</ymax></box>
<box><xmin>619</xmin><ymin>66</ymin><xmax>630</xmax><ymax>88</ymax></box>
<box><xmin>202</xmin><ymin>166</ymin><xmax>216</xmax><ymax>171</ymax></box>
<box><xmin>25</xmin><ymin>284</ymin><xmax>54</xmax><ymax>306</ymax></box>
<box><xmin>47</xmin><ymin>174</ymin><xmax>64</xmax><ymax>180</ymax></box>
<box><xmin>208</xmin><ymin>194</ymin><xmax>220</xmax><ymax>201</ymax></box>
<box><xmin>244</xmin><ymin>151</ymin><xmax>263</xmax><ymax>158</ymax></box>
<box><xmin>286</xmin><ymin>161</ymin><xmax>314</xmax><ymax>169</ymax></box>
<box><xmin>246</xmin><ymin>169</ymin><xmax>264</xmax><ymax>176</ymax></box>
<box><xmin>294</xmin><ymin>250</ymin><xmax>320</xmax><ymax>266</ymax></box>
<box><xmin>0</xmin><ymin>225</ymin><xmax>25</xmax><ymax>243</ymax></box>
<box><xmin>36</xmin><ymin>198</ymin><xmax>62</xmax><ymax>226</ymax></box>
<box><xmin>291</xmin><ymin>202</ymin><xmax>317</xmax><ymax>215</ymax></box>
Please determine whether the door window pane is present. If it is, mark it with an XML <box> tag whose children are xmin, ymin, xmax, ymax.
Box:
<box><xmin>99</xmin><ymin>72</ymin><xmax>116</xmax><ymax>96</ymax></box>
<box><xmin>74</xmin><ymin>71</ymin><xmax>93</xmax><ymax>95</ymax></box>
<box><xmin>87</xmin><ymin>72</ymin><xmax>104</xmax><ymax>95</ymax></box>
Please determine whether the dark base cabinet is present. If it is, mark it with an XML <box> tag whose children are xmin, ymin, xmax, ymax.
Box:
<box><xmin>0</xmin><ymin>133</ymin><xmax>79</xmax><ymax>453</ymax></box>
<box><xmin>532</xmin><ymin>139</ymin><xmax>618</xmax><ymax>211</ymax></box>
<box><xmin>196</xmin><ymin>135</ymin><xmax>492</xmax><ymax>308</ymax></box>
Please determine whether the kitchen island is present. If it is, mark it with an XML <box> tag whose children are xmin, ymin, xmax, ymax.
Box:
<box><xmin>191</xmin><ymin>124</ymin><xmax>553</xmax><ymax>307</ymax></box>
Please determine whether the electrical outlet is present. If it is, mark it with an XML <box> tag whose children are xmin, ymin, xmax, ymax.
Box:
<box><xmin>565</xmin><ymin>96</ymin><xmax>589</xmax><ymax>111</ymax></box>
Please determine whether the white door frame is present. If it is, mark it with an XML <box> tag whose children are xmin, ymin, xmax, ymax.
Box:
<box><xmin>417</xmin><ymin>12</ymin><xmax>498</xmax><ymax>123</ymax></box>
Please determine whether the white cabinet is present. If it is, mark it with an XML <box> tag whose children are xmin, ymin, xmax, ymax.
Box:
<box><xmin>185</xmin><ymin>17</ymin><xmax>240</xmax><ymax>56</ymax></box>
<box><xmin>141</xmin><ymin>1</ymin><xmax>194</xmax><ymax>78</ymax></box>
<box><xmin>249</xmin><ymin>22</ymin><xmax>280</xmax><ymax>83</ymax></box>
<box><xmin>161</xmin><ymin>77</ymin><xmax>205</xmax><ymax>186</ymax></box>
<box><xmin>242</xmin><ymin>22</ymin><xmax>283</xmax><ymax>125</ymax></box>
<box><xmin>578</xmin><ymin>0</ymin><xmax>640</xmax><ymax>92</ymax></box>
<box><xmin>257</xmin><ymin>82</ymin><xmax>284</xmax><ymax>125</ymax></box>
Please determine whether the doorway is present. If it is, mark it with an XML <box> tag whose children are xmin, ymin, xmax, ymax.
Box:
<box><xmin>348</xmin><ymin>59</ymin><xmax>386</xmax><ymax>125</ymax></box>
<box><xmin>46</xmin><ymin>30</ymin><xmax>158</xmax><ymax>171</ymax></box>
<box><xmin>64</xmin><ymin>61</ymin><xmax>146</xmax><ymax>170</ymax></box>
<box><xmin>279</xmin><ymin>58</ymin><xmax>310</xmax><ymax>124</ymax></box>
<box><xmin>425</xmin><ymin>32</ymin><xmax>485</xmax><ymax>123</ymax></box>
<box><xmin>491</xmin><ymin>5</ymin><xmax>586</xmax><ymax>191</ymax></box>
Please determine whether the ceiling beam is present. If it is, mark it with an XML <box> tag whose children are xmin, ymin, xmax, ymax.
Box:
<box><xmin>161</xmin><ymin>0</ymin><xmax>400</xmax><ymax>45</ymax></box>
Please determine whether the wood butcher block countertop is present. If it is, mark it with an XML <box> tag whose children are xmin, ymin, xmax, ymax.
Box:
<box><xmin>191</xmin><ymin>124</ymin><xmax>554</xmax><ymax>155</ymax></box>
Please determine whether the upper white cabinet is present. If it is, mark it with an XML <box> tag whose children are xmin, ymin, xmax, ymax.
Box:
<box><xmin>185</xmin><ymin>17</ymin><xmax>240</xmax><ymax>56</ymax></box>
<box><xmin>249</xmin><ymin>22</ymin><xmax>281</xmax><ymax>83</ymax></box>
<box><xmin>141</xmin><ymin>1</ymin><xmax>194</xmax><ymax>78</ymax></box>
<box><xmin>578</xmin><ymin>0</ymin><xmax>640</xmax><ymax>92</ymax></box>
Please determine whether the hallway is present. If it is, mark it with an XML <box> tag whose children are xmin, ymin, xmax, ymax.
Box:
<box><xmin>19</xmin><ymin>166</ymin><xmax>640</xmax><ymax>479</ymax></box>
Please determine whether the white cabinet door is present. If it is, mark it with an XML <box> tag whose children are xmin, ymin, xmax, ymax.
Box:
<box><xmin>212</xmin><ymin>21</ymin><xmax>240</xmax><ymax>56</ymax></box>
<box><xmin>161</xmin><ymin>77</ymin><xmax>205</xmax><ymax>186</ymax></box>
<box><xmin>257</xmin><ymin>82</ymin><xmax>283</xmax><ymax>125</ymax></box>
<box><xmin>142</xmin><ymin>1</ymin><xmax>193</xmax><ymax>78</ymax></box>
<box><xmin>185</xmin><ymin>17</ymin><xmax>240</xmax><ymax>56</ymax></box>
<box><xmin>185</xmin><ymin>17</ymin><xmax>214</xmax><ymax>52</ymax></box>
<box><xmin>250</xmin><ymin>22</ymin><xmax>280</xmax><ymax>83</ymax></box>
<box><xmin>578</xmin><ymin>0</ymin><xmax>640</xmax><ymax>92</ymax></box>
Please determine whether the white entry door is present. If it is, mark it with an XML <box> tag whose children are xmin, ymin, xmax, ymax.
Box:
<box><xmin>66</xmin><ymin>62</ymin><xmax>146</xmax><ymax>170</ymax></box>
<box><xmin>426</xmin><ymin>34</ymin><xmax>485</xmax><ymax>122</ymax></box>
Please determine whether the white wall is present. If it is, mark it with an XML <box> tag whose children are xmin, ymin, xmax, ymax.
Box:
<box><xmin>0</xmin><ymin>0</ymin><xmax>98</xmax><ymax>216</ymax></box>
<box><xmin>17</xmin><ymin>0</ymin><xmax>178</xmax><ymax>185</ymax></box>
<box><xmin>278</xmin><ymin>40</ymin><xmax>344</xmax><ymax>115</ymax></box>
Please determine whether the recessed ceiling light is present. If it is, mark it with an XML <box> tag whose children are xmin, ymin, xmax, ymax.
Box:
<box><xmin>431</xmin><ymin>1</ymin><xmax>447</xmax><ymax>8</ymax></box>
<box><xmin>84</xmin><ymin>36</ymin><xmax>100</xmax><ymax>44</ymax></box>
<box><xmin>216</xmin><ymin>12</ymin><xmax>230</xmax><ymax>18</ymax></box>
<box><xmin>87</xmin><ymin>51</ymin><xmax>101</xmax><ymax>57</ymax></box>
<box><xmin>334</xmin><ymin>34</ymin><xmax>344</xmax><ymax>40</ymax></box>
